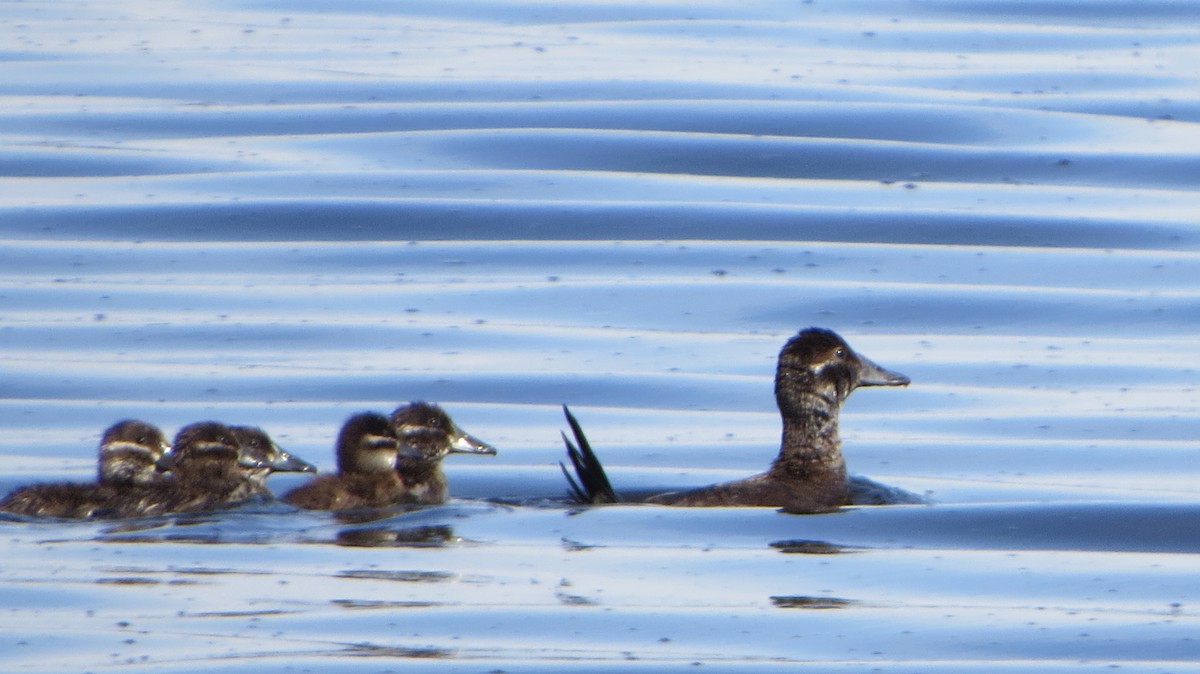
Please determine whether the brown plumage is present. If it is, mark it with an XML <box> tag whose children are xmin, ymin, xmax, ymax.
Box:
<box><xmin>283</xmin><ymin>412</ymin><xmax>410</xmax><ymax>510</ymax></box>
<box><xmin>562</xmin><ymin>327</ymin><xmax>910</xmax><ymax>513</ymax></box>
<box><xmin>106</xmin><ymin>422</ymin><xmax>314</xmax><ymax>518</ymax></box>
<box><xmin>123</xmin><ymin>421</ymin><xmax>262</xmax><ymax>516</ymax></box>
<box><xmin>230</xmin><ymin>425</ymin><xmax>317</xmax><ymax>489</ymax></box>
<box><xmin>96</xmin><ymin>419</ymin><xmax>173</xmax><ymax>487</ymax></box>
<box><xmin>390</xmin><ymin>402</ymin><xmax>497</xmax><ymax>505</ymax></box>
<box><xmin>0</xmin><ymin>420</ymin><xmax>171</xmax><ymax>519</ymax></box>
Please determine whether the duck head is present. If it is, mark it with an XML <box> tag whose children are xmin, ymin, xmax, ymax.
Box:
<box><xmin>390</xmin><ymin>402</ymin><xmax>497</xmax><ymax>464</ymax></box>
<box><xmin>775</xmin><ymin>327</ymin><xmax>909</xmax><ymax>412</ymax></box>
<box><xmin>230</xmin><ymin>426</ymin><xmax>318</xmax><ymax>478</ymax></box>
<box><xmin>97</xmin><ymin>419</ymin><xmax>172</xmax><ymax>486</ymax></box>
<box><xmin>157</xmin><ymin>421</ymin><xmax>242</xmax><ymax>475</ymax></box>
<box><xmin>335</xmin><ymin>412</ymin><xmax>401</xmax><ymax>475</ymax></box>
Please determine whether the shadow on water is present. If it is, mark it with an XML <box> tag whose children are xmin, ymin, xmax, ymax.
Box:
<box><xmin>76</xmin><ymin>501</ymin><xmax>477</xmax><ymax>549</ymax></box>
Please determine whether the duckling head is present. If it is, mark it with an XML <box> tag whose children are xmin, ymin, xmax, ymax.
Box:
<box><xmin>158</xmin><ymin>421</ymin><xmax>242</xmax><ymax>476</ymax></box>
<box><xmin>230</xmin><ymin>425</ymin><xmax>318</xmax><ymax>479</ymax></box>
<box><xmin>97</xmin><ymin>419</ymin><xmax>172</xmax><ymax>486</ymax></box>
<box><xmin>335</xmin><ymin>412</ymin><xmax>401</xmax><ymax>475</ymax></box>
<box><xmin>390</xmin><ymin>402</ymin><xmax>497</xmax><ymax>465</ymax></box>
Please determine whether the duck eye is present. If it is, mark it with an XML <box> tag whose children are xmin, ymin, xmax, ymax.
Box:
<box><xmin>834</xmin><ymin>348</ymin><xmax>846</xmax><ymax>358</ymax></box>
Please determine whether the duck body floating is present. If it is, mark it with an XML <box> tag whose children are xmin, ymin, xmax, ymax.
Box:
<box><xmin>563</xmin><ymin>327</ymin><xmax>911</xmax><ymax>514</ymax></box>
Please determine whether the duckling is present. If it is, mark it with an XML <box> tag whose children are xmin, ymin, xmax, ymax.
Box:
<box><xmin>0</xmin><ymin>419</ymin><xmax>171</xmax><ymax>518</ymax></box>
<box><xmin>283</xmin><ymin>412</ymin><xmax>410</xmax><ymax>510</ymax></box>
<box><xmin>562</xmin><ymin>327</ymin><xmax>910</xmax><ymax>513</ymax></box>
<box><xmin>133</xmin><ymin>421</ymin><xmax>257</xmax><ymax>515</ymax></box>
<box><xmin>116</xmin><ymin>422</ymin><xmax>315</xmax><ymax>517</ymax></box>
<box><xmin>390</xmin><ymin>402</ymin><xmax>497</xmax><ymax>505</ymax></box>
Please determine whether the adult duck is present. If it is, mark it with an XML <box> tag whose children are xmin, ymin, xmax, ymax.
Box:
<box><xmin>562</xmin><ymin>327</ymin><xmax>910</xmax><ymax>514</ymax></box>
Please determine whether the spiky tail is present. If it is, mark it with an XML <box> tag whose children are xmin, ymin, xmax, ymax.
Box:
<box><xmin>559</xmin><ymin>405</ymin><xmax>617</xmax><ymax>504</ymax></box>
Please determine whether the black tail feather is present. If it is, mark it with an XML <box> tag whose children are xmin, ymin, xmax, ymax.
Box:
<box><xmin>559</xmin><ymin>405</ymin><xmax>618</xmax><ymax>504</ymax></box>
<box><xmin>559</xmin><ymin>432</ymin><xmax>589</xmax><ymax>503</ymax></box>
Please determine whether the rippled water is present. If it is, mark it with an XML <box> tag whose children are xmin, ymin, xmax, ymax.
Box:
<box><xmin>2</xmin><ymin>1</ymin><xmax>1199</xmax><ymax>671</ymax></box>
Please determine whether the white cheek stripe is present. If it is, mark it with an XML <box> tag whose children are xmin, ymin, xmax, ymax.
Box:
<box><xmin>100</xmin><ymin>441</ymin><xmax>158</xmax><ymax>456</ymax></box>
<box><xmin>394</xmin><ymin>424</ymin><xmax>425</xmax><ymax>437</ymax></box>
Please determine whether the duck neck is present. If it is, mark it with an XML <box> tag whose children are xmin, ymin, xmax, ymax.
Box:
<box><xmin>395</xmin><ymin>456</ymin><xmax>449</xmax><ymax>504</ymax></box>
<box><xmin>395</xmin><ymin>456</ymin><xmax>442</xmax><ymax>487</ymax></box>
<box><xmin>772</xmin><ymin>389</ymin><xmax>845</xmax><ymax>472</ymax></box>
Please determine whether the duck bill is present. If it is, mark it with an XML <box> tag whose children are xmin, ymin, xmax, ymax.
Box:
<box><xmin>274</xmin><ymin>449</ymin><xmax>319</xmax><ymax>473</ymax></box>
<box><xmin>153</xmin><ymin>442</ymin><xmax>175</xmax><ymax>473</ymax></box>
<box><xmin>156</xmin><ymin>451</ymin><xmax>179</xmax><ymax>472</ymax></box>
<box><xmin>858</xmin><ymin>355</ymin><xmax>911</xmax><ymax>387</ymax></box>
<box><xmin>243</xmin><ymin>445</ymin><xmax>318</xmax><ymax>474</ymax></box>
<box><xmin>448</xmin><ymin>429</ymin><xmax>498</xmax><ymax>456</ymax></box>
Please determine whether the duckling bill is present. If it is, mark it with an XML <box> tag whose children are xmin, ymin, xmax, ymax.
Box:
<box><xmin>229</xmin><ymin>425</ymin><xmax>318</xmax><ymax>484</ymax></box>
<box><xmin>561</xmin><ymin>327</ymin><xmax>910</xmax><ymax>514</ymax></box>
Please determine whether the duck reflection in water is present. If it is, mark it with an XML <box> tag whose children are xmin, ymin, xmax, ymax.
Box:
<box><xmin>562</xmin><ymin>327</ymin><xmax>914</xmax><ymax>514</ymax></box>
<box><xmin>336</xmin><ymin>524</ymin><xmax>457</xmax><ymax>548</ymax></box>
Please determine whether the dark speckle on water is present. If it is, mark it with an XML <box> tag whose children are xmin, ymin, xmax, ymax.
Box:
<box><xmin>770</xmin><ymin>596</ymin><xmax>855</xmax><ymax>609</ymax></box>
<box><xmin>336</xmin><ymin>569</ymin><xmax>456</xmax><ymax>583</ymax></box>
<box><xmin>769</xmin><ymin>539</ymin><xmax>860</xmax><ymax>555</ymax></box>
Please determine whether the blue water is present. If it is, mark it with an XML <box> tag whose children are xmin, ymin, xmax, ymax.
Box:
<box><xmin>1</xmin><ymin>0</ymin><xmax>1198</xmax><ymax>671</ymax></box>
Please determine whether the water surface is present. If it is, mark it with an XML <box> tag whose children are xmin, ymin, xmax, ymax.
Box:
<box><xmin>1</xmin><ymin>0</ymin><xmax>1198</xmax><ymax>671</ymax></box>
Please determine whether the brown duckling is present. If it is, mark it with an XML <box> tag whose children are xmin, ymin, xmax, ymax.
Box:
<box><xmin>283</xmin><ymin>412</ymin><xmax>410</xmax><ymax>510</ymax></box>
<box><xmin>0</xmin><ymin>419</ymin><xmax>171</xmax><ymax>518</ymax></box>
<box><xmin>116</xmin><ymin>422</ymin><xmax>314</xmax><ymax>517</ymax></box>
